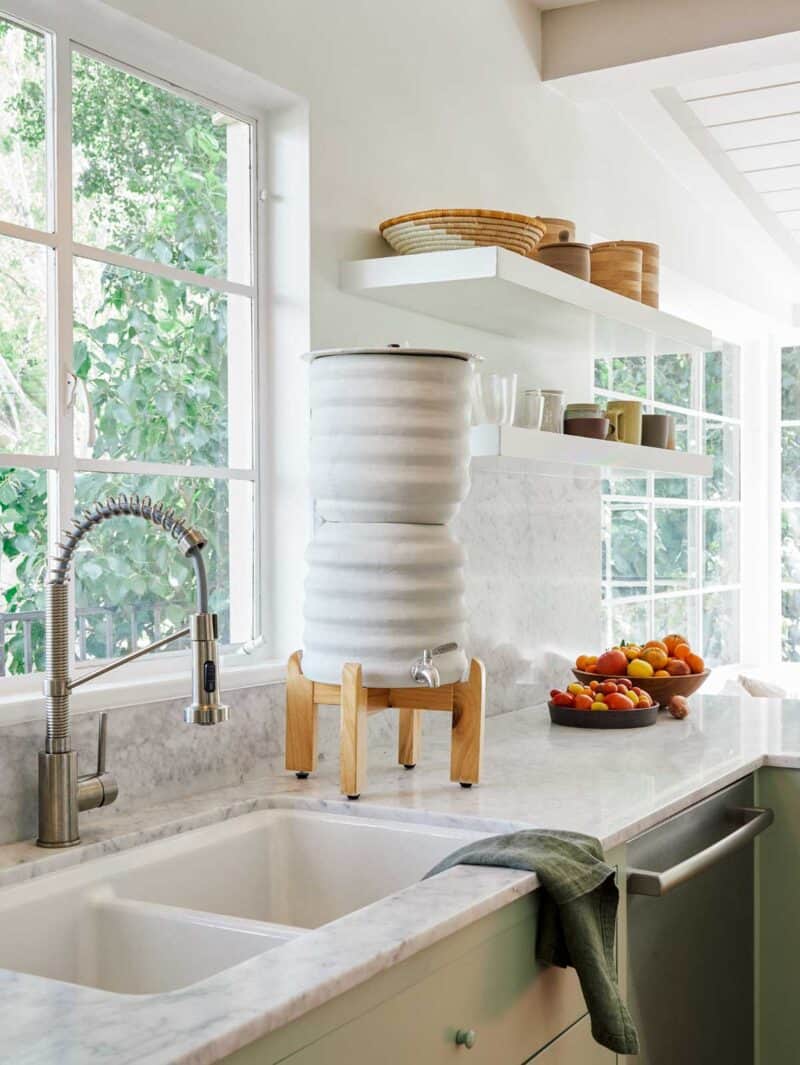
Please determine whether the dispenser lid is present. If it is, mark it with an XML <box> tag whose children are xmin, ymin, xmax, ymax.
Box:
<box><xmin>304</xmin><ymin>345</ymin><xmax>480</xmax><ymax>362</ymax></box>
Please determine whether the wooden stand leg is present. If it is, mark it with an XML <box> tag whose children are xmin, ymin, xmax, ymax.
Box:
<box><xmin>340</xmin><ymin>662</ymin><xmax>367</xmax><ymax>799</ymax></box>
<box><xmin>285</xmin><ymin>651</ymin><xmax>318</xmax><ymax>777</ymax></box>
<box><xmin>450</xmin><ymin>658</ymin><xmax>485</xmax><ymax>787</ymax></box>
<box><xmin>398</xmin><ymin>708</ymin><xmax>422</xmax><ymax>769</ymax></box>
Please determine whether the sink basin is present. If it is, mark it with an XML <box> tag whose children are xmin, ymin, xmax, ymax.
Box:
<box><xmin>0</xmin><ymin>808</ymin><xmax>481</xmax><ymax>994</ymax></box>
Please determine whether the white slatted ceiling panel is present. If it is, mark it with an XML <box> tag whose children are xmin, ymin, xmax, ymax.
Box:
<box><xmin>682</xmin><ymin>77</ymin><xmax>800</xmax><ymax>245</ymax></box>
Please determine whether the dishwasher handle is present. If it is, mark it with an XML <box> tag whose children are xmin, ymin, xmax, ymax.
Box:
<box><xmin>627</xmin><ymin>805</ymin><xmax>774</xmax><ymax>897</ymax></box>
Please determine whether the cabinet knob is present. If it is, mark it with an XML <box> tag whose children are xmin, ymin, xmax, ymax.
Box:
<box><xmin>455</xmin><ymin>1028</ymin><xmax>477</xmax><ymax>1049</ymax></box>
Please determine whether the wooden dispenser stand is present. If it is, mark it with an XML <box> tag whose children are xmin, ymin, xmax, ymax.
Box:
<box><xmin>285</xmin><ymin>651</ymin><xmax>486</xmax><ymax>799</ymax></box>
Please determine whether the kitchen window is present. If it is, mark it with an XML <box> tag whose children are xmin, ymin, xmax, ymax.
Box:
<box><xmin>0</xmin><ymin>7</ymin><xmax>268</xmax><ymax>685</ymax></box>
<box><xmin>595</xmin><ymin>343</ymin><xmax>742</xmax><ymax>664</ymax></box>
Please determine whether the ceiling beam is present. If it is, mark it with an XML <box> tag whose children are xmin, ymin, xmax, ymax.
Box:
<box><xmin>542</xmin><ymin>0</ymin><xmax>800</xmax><ymax>97</ymax></box>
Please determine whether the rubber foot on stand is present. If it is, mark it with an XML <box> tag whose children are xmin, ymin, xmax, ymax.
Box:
<box><xmin>403</xmin><ymin>764</ymin><xmax>416</xmax><ymax>770</ymax></box>
<box><xmin>460</xmin><ymin>782</ymin><xmax>473</xmax><ymax>789</ymax></box>
<box><xmin>347</xmin><ymin>794</ymin><xmax>360</xmax><ymax>800</ymax></box>
<box><xmin>295</xmin><ymin>772</ymin><xmax>309</xmax><ymax>779</ymax></box>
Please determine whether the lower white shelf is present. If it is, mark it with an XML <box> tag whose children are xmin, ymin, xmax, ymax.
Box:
<box><xmin>470</xmin><ymin>425</ymin><xmax>713</xmax><ymax>476</ymax></box>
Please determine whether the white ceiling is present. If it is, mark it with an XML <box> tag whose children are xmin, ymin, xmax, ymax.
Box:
<box><xmin>680</xmin><ymin>70</ymin><xmax>800</xmax><ymax>250</ymax></box>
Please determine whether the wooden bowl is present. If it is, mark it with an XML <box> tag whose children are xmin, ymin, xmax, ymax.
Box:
<box><xmin>564</xmin><ymin>416</ymin><xmax>611</xmax><ymax>440</ymax></box>
<box><xmin>549</xmin><ymin>701</ymin><xmax>659</xmax><ymax>729</ymax></box>
<box><xmin>572</xmin><ymin>669</ymin><xmax>710</xmax><ymax>704</ymax></box>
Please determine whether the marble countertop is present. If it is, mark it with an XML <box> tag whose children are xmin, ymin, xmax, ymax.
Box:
<box><xmin>1</xmin><ymin>694</ymin><xmax>798</xmax><ymax>1064</ymax></box>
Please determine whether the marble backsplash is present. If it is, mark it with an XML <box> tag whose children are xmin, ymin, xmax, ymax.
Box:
<box><xmin>0</xmin><ymin>463</ymin><xmax>602</xmax><ymax>845</ymax></box>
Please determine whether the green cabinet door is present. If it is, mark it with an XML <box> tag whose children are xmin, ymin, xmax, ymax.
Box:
<box><xmin>756</xmin><ymin>767</ymin><xmax>800</xmax><ymax>1065</ymax></box>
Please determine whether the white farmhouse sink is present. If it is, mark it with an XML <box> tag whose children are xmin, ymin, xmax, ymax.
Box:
<box><xmin>0</xmin><ymin>809</ymin><xmax>480</xmax><ymax>995</ymax></box>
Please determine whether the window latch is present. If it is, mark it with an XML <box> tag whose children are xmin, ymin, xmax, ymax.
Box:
<box><xmin>65</xmin><ymin>372</ymin><xmax>97</xmax><ymax>450</ymax></box>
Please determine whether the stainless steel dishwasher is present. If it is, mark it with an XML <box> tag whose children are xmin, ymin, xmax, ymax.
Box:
<box><xmin>626</xmin><ymin>775</ymin><xmax>773</xmax><ymax>1064</ymax></box>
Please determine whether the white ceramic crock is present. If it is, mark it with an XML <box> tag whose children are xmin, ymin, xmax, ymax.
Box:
<box><xmin>301</xmin><ymin>522</ymin><xmax>468</xmax><ymax>688</ymax></box>
<box><xmin>307</xmin><ymin>347</ymin><xmax>474</xmax><ymax>524</ymax></box>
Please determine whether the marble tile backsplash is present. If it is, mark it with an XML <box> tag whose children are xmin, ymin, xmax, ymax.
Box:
<box><xmin>456</xmin><ymin>462</ymin><xmax>603</xmax><ymax>713</ymax></box>
<box><xmin>0</xmin><ymin>464</ymin><xmax>601</xmax><ymax>845</ymax></box>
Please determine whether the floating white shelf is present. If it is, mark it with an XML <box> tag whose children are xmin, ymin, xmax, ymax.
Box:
<box><xmin>341</xmin><ymin>246</ymin><xmax>713</xmax><ymax>351</ymax></box>
<box><xmin>470</xmin><ymin>425</ymin><xmax>713</xmax><ymax>477</ymax></box>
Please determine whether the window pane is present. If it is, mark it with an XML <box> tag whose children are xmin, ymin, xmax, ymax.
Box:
<box><xmin>594</xmin><ymin>358</ymin><xmax>610</xmax><ymax>390</ymax></box>
<box><xmin>74</xmin><ymin>473</ymin><xmax>254</xmax><ymax>660</ymax></box>
<box><xmin>0</xmin><ymin>235</ymin><xmax>48</xmax><ymax>452</ymax></box>
<box><xmin>654</xmin><ymin>595</ymin><xmax>697</xmax><ymax>648</ymax></box>
<box><xmin>782</xmin><ymin>509</ymin><xmax>800</xmax><ymax>582</ymax></box>
<box><xmin>0</xmin><ymin>18</ymin><xmax>47</xmax><ymax>229</ymax></box>
<box><xmin>604</xmin><ymin>505</ymin><xmax>648</xmax><ymax>596</ymax></box>
<box><xmin>72</xmin><ymin>52</ymin><xmax>251</xmax><ymax>284</ymax></box>
<box><xmin>783</xmin><ymin>589</ymin><xmax>800</xmax><ymax>662</ymax></box>
<box><xmin>605</xmin><ymin>599</ymin><xmax>649</xmax><ymax>646</ymax></box>
<box><xmin>655</xmin><ymin>507</ymin><xmax>695</xmax><ymax>592</ymax></box>
<box><xmin>782</xmin><ymin>346</ymin><xmax>800</xmax><ymax>422</ymax></box>
<box><xmin>0</xmin><ymin>466</ymin><xmax>47</xmax><ymax>674</ymax></box>
<box><xmin>704</xmin><ymin>347</ymin><xmax>739</xmax><ymax>418</ymax></box>
<box><xmin>702</xmin><ymin>590</ymin><xmax>739</xmax><ymax>665</ymax></box>
<box><xmin>655</xmin><ymin>351</ymin><xmax>692</xmax><ymax>408</ymax></box>
<box><xmin>782</xmin><ymin>427</ymin><xmax>800</xmax><ymax>502</ymax></box>
<box><xmin>73</xmin><ymin>258</ymin><xmax>253</xmax><ymax>467</ymax></box>
<box><xmin>609</xmin><ymin>356</ymin><xmax>646</xmax><ymax>398</ymax></box>
<box><xmin>602</xmin><ymin>470</ymin><xmax>648</xmax><ymax>497</ymax></box>
<box><xmin>705</xmin><ymin>507</ymin><xmax>740</xmax><ymax>586</ymax></box>
<box><xmin>704</xmin><ymin>421</ymin><xmax>740</xmax><ymax>501</ymax></box>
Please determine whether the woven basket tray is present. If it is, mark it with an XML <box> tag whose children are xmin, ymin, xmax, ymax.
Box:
<box><xmin>380</xmin><ymin>209</ymin><xmax>545</xmax><ymax>257</ymax></box>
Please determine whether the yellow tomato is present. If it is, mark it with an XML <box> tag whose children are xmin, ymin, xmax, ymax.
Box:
<box><xmin>628</xmin><ymin>658</ymin><xmax>655</xmax><ymax>678</ymax></box>
<box><xmin>623</xmin><ymin>644</ymin><xmax>642</xmax><ymax>661</ymax></box>
<box><xmin>591</xmin><ymin>702</ymin><xmax>608</xmax><ymax>710</ymax></box>
<box><xmin>567</xmin><ymin>682</ymin><xmax>585</xmax><ymax>695</ymax></box>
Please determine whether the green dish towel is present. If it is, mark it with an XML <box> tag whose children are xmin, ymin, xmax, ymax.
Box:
<box><xmin>425</xmin><ymin>829</ymin><xmax>639</xmax><ymax>1055</ymax></box>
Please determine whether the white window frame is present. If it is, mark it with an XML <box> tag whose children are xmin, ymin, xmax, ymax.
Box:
<box><xmin>596</xmin><ymin>341</ymin><xmax>743</xmax><ymax>662</ymax></box>
<box><xmin>0</xmin><ymin>0</ymin><xmax>309</xmax><ymax>718</ymax></box>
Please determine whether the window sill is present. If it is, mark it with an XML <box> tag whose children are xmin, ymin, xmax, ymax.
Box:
<box><xmin>0</xmin><ymin>658</ymin><xmax>287</xmax><ymax>728</ymax></box>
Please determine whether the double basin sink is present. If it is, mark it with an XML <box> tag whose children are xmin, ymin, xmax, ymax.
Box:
<box><xmin>0</xmin><ymin>809</ymin><xmax>483</xmax><ymax>995</ymax></box>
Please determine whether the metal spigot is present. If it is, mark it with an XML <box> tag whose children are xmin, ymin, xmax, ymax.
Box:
<box><xmin>410</xmin><ymin>643</ymin><xmax>459</xmax><ymax>688</ymax></box>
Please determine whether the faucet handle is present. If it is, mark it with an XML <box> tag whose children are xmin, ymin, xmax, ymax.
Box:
<box><xmin>96</xmin><ymin>711</ymin><xmax>108</xmax><ymax>775</ymax></box>
<box><xmin>429</xmin><ymin>642</ymin><xmax>458</xmax><ymax>657</ymax></box>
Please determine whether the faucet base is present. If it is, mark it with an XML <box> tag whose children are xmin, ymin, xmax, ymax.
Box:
<box><xmin>37</xmin><ymin>750</ymin><xmax>80</xmax><ymax>848</ymax></box>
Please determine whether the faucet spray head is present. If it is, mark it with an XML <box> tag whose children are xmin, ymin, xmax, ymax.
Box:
<box><xmin>184</xmin><ymin>613</ymin><xmax>230</xmax><ymax>725</ymax></box>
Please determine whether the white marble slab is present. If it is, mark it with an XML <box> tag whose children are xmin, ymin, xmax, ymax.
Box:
<box><xmin>0</xmin><ymin>694</ymin><xmax>798</xmax><ymax>1064</ymax></box>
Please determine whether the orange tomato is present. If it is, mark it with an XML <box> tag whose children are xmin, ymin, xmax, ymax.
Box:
<box><xmin>574</xmin><ymin>693</ymin><xmax>593</xmax><ymax>709</ymax></box>
<box><xmin>663</xmin><ymin>633</ymin><xmax>689</xmax><ymax>655</ymax></box>
<box><xmin>686</xmin><ymin>653</ymin><xmax>705</xmax><ymax>675</ymax></box>
<box><xmin>654</xmin><ymin>669</ymin><xmax>670</xmax><ymax>677</ymax></box>
<box><xmin>575</xmin><ymin>654</ymin><xmax>591</xmax><ymax>670</ymax></box>
<box><xmin>644</xmin><ymin>640</ymin><xmax>669</xmax><ymax>655</ymax></box>
<box><xmin>674</xmin><ymin>642</ymin><xmax>692</xmax><ymax>662</ymax></box>
<box><xmin>641</xmin><ymin>646</ymin><xmax>668</xmax><ymax>670</ymax></box>
<box><xmin>606</xmin><ymin>692</ymin><xmax>635</xmax><ymax>710</ymax></box>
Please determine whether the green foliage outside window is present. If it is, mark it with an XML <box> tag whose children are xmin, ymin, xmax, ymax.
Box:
<box><xmin>0</xmin><ymin>23</ymin><xmax>243</xmax><ymax>673</ymax></box>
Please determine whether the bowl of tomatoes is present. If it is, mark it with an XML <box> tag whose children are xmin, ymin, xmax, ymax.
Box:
<box><xmin>572</xmin><ymin>635</ymin><xmax>710</xmax><ymax>705</ymax></box>
<box><xmin>549</xmin><ymin>678</ymin><xmax>659</xmax><ymax>729</ymax></box>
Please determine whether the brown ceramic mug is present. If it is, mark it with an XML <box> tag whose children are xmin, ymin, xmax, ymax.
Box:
<box><xmin>641</xmin><ymin>413</ymin><xmax>672</xmax><ymax>449</ymax></box>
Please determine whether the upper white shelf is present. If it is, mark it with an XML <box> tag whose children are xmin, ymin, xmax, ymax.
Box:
<box><xmin>340</xmin><ymin>246</ymin><xmax>713</xmax><ymax>352</ymax></box>
<box><xmin>471</xmin><ymin>425</ymin><xmax>713</xmax><ymax>477</ymax></box>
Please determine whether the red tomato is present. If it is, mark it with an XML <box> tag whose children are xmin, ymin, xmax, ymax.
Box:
<box><xmin>599</xmin><ymin>681</ymin><xmax>618</xmax><ymax>694</ymax></box>
<box><xmin>574</xmin><ymin>694</ymin><xmax>593</xmax><ymax>709</ymax></box>
<box><xmin>552</xmin><ymin>692</ymin><xmax>575</xmax><ymax>707</ymax></box>
<box><xmin>606</xmin><ymin>692</ymin><xmax>635</xmax><ymax>710</ymax></box>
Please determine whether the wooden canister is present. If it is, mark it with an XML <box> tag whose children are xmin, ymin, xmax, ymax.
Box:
<box><xmin>538</xmin><ymin>217</ymin><xmax>576</xmax><ymax>244</ymax></box>
<box><xmin>590</xmin><ymin>243</ymin><xmax>643</xmax><ymax>301</ymax></box>
<box><xmin>536</xmin><ymin>241</ymin><xmax>590</xmax><ymax>281</ymax></box>
<box><xmin>616</xmin><ymin>241</ymin><xmax>659</xmax><ymax>307</ymax></box>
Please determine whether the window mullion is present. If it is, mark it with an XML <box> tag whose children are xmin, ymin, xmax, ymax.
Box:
<box><xmin>50</xmin><ymin>32</ymin><xmax>75</xmax><ymax>671</ymax></box>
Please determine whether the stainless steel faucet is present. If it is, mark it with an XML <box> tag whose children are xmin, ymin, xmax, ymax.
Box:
<box><xmin>409</xmin><ymin>643</ymin><xmax>459</xmax><ymax>688</ymax></box>
<box><xmin>38</xmin><ymin>494</ymin><xmax>229</xmax><ymax>848</ymax></box>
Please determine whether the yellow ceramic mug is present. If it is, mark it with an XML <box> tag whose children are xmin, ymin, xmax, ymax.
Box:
<box><xmin>606</xmin><ymin>400</ymin><xmax>643</xmax><ymax>445</ymax></box>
